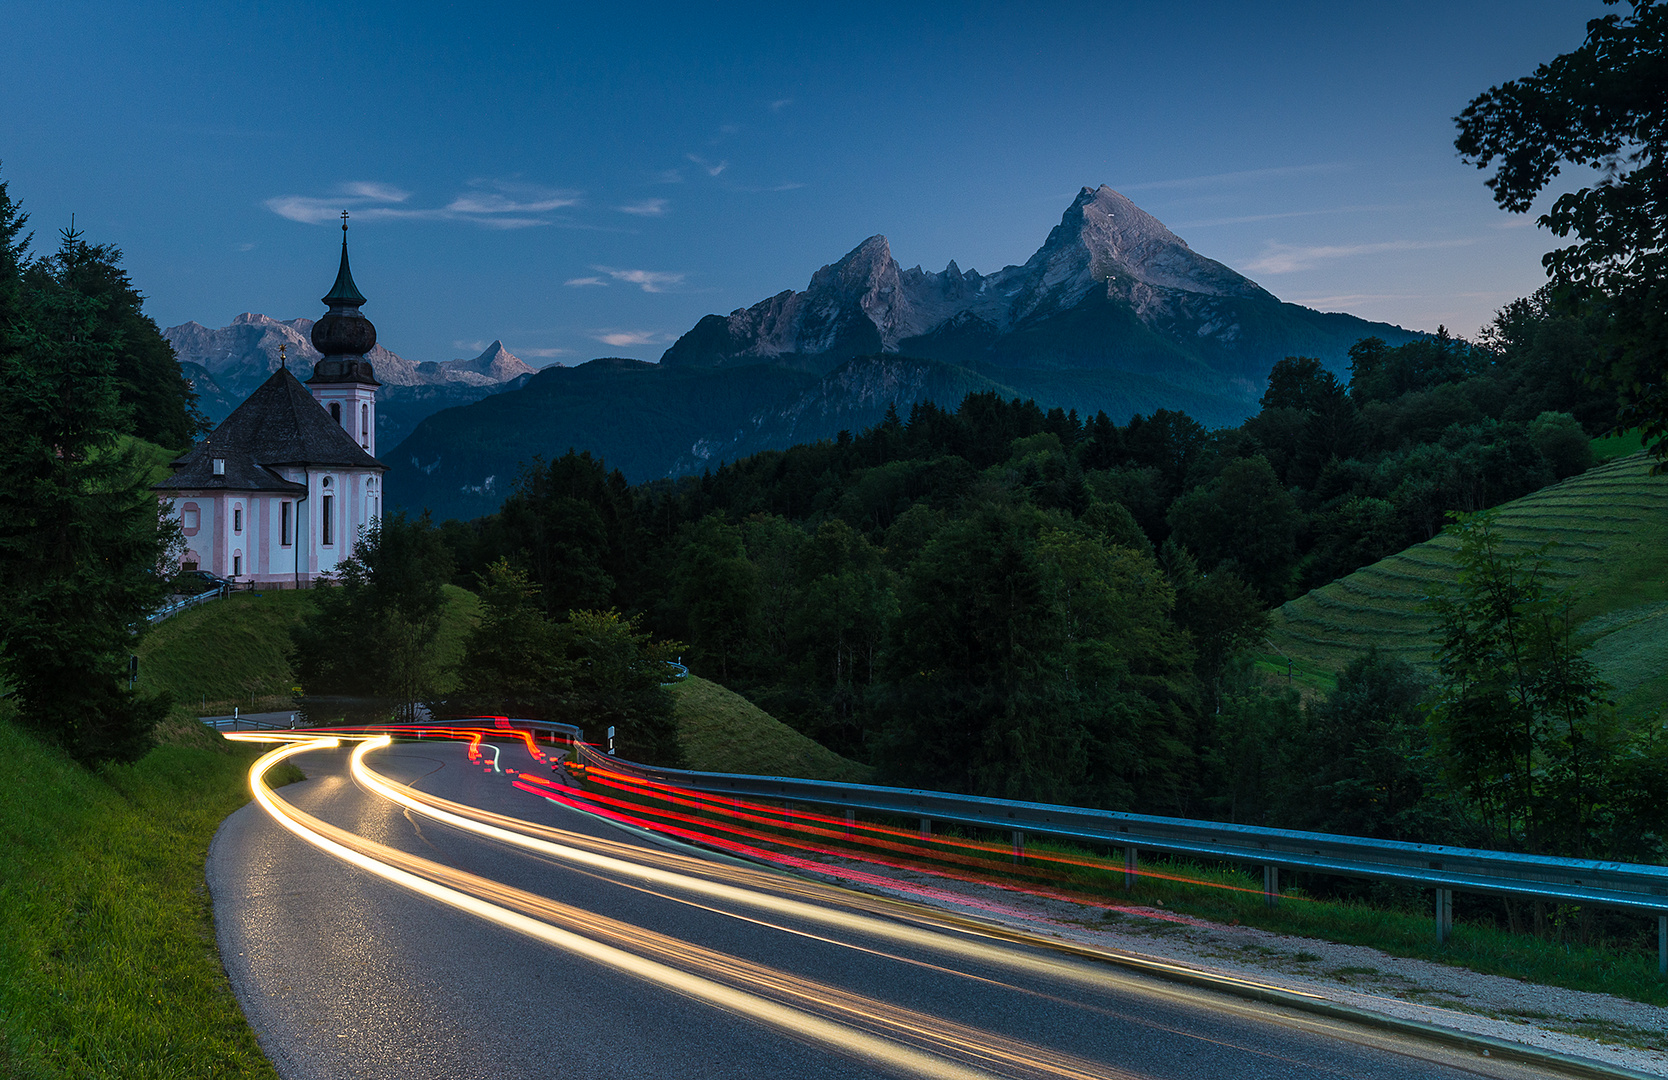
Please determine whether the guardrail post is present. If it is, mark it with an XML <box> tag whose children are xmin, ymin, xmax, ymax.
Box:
<box><xmin>844</xmin><ymin>808</ymin><xmax>855</xmax><ymax>840</ymax></box>
<box><xmin>1011</xmin><ymin>831</ymin><xmax>1024</xmax><ymax>864</ymax></box>
<box><xmin>1124</xmin><ymin>847</ymin><xmax>1137</xmax><ymax>891</ymax></box>
<box><xmin>1263</xmin><ymin>865</ymin><xmax>1279</xmax><ymax>908</ymax></box>
<box><xmin>1436</xmin><ymin>889</ymin><xmax>1454</xmax><ymax>943</ymax></box>
<box><xmin>1659</xmin><ymin>914</ymin><xmax>1665</xmax><ymax>977</ymax></box>
<box><xmin>919</xmin><ymin>817</ymin><xmax>931</xmax><ymax>840</ymax></box>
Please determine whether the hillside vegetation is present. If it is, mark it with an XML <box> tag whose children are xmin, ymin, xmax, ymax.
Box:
<box><xmin>0</xmin><ymin>709</ymin><xmax>289</xmax><ymax>1077</ymax></box>
<box><xmin>136</xmin><ymin>584</ymin><xmax>483</xmax><ymax>713</ymax></box>
<box><xmin>671</xmin><ymin>676</ymin><xmax>873</xmax><ymax>782</ymax></box>
<box><xmin>1269</xmin><ymin>451</ymin><xmax>1668</xmax><ymax>715</ymax></box>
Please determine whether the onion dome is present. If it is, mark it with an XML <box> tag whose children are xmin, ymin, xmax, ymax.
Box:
<box><xmin>308</xmin><ymin>214</ymin><xmax>380</xmax><ymax>386</ymax></box>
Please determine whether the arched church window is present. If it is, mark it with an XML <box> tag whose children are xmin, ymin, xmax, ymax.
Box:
<box><xmin>330</xmin><ymin>402</ymin><xmax>341</xmax><ymax>425</ymax></box>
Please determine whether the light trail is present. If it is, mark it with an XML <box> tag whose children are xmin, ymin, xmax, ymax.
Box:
<box><xmin>351</xmin><ymin>739</ymin><xmax>1313</xmax><ymax>1012</ymax></box>
<box><xmin>576</xmin><ymin>762</ymin><xmax>1293</xmax><ymax>904</ymax></box>
<box><xmin>242</xmin><ymin>733</ymin><xmax>1141</xmax><ymax>1080</ymax></box>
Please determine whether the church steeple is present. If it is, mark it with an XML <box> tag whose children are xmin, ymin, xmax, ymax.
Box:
<box><xmin>308</xmin><ymin>212</ymin><xmax>379</xmax><ymax>387</ymax></box>
<box><xmin>307</xmin><ymin>214</ymin><xmax>381</xmax><ymax>454</ymax></box>
<box><xmin>321</xmin><ymin>211</ymin><xmax>367</xmax><ymax>308</ymax></box>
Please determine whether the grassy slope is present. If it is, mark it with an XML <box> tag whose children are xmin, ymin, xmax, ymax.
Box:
<box><xmin>0</xmin><ymin>709</ymin><xmax>294</xmax><ymax>1078</ymax></box>
<box><xmin>670</xmin><ymin>676</ymin><xmax>873</xmax><ymax>782</ymax></box>
<box><xmin>136</xmin><ymin>584</ymin><xmax>482</xmax><ymax>711</ymax></box>
<box><xmin>1267</xmin><ymin>452</ymin><xmax>1668</xmax><ymax>714</ymax></box>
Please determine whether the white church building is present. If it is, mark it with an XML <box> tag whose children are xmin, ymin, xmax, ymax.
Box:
<box><xmin>156</xmin><ymin>226</ymin><xmax>386</xmax><ymax>585</ymax></box>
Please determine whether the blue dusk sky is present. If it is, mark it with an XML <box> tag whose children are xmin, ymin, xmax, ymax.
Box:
<box><xmin>0</xmin><ymin>1</ymin><xmax>1610</xmax><ymax>366</ymax></box>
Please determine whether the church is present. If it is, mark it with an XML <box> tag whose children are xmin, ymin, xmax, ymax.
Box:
<box><xmin>156</xmin><ymin>223</ymin><xmax>386</xmax><ymax>586</ymax></box>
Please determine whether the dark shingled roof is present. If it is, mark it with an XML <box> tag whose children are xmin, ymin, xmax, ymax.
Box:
<box><xmin>157</xmin><ymin>368</ymin><xmax>384</xmax><ymax>493</ymax></box>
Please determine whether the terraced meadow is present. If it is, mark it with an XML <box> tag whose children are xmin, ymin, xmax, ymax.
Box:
<box><xmin>1267</xmin><ymin>452</ymin><xmax>1668</xmax><ymax>715</ymax></box>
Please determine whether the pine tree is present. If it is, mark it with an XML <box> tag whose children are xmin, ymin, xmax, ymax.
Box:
<box><xmin>0</xmin><ymin>184</ymin><xmax>173</xmax><ymax>762</ymax></box>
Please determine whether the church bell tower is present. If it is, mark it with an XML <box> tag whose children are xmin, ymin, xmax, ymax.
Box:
<box><xmin>306</xmin><ymin>213</ymin><xmax>381</xmax><ymax>455</ymax></box>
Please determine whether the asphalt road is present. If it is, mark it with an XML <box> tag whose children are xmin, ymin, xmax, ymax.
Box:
<box><xmin>208</xmin><ymin>737</ymin><xmax>1571</xmax><ymax>1080</ymax></box>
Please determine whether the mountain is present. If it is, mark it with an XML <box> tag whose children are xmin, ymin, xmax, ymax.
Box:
<box><xmin>164</xmin><ymin>315</ymin><xmax>537</xmax><ymax>444</ymax></box>
<box><xmin>661</xmin><ymin>185</ymin><xmax>1419</xmax><ymax>399</ymax></box>
<box><xmin>390</xmin><ymin>359</ymin><xmax>820</xmax><ymax>521</ymax></box>
<box><xmin>384</xmin><ymin>185</ymin><xmax>1429</xmax><ymax>519</ymax></box>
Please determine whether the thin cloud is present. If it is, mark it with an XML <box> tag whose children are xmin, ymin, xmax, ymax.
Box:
<box><xmin>768</xmin><ymin>98</ymin><xmax>794</xmax><ymax>112</ymax></box>
<box><xmin>730</xmin><ymin>181</ymin><xmax>805</xmax><ymax>194</ymax></box>
<box><xmin>652</xmin><ymin>169</ymin><xmax>684</xmax><ymax>184</ymax></box>
<box><xmin>1178</xmin><ymin>204</ymin><xmax>1402</xmax><ymax>228</ymax></box>
<box><xmin>595</xmin><ymin>266</ymin><xmax>685</xmax><ymax>293</ymax></box>
<box><xmin>265</xmin><ymin>179</ymin><xmax>579</xmax><ymax>230</ymax></box>
<box><xmin>453</xmin><ymin>339</ymin><xmax>489</xmax><ymax>352</ymax></box>
<box><xmin>516</xmin><ymin>347</ymin><xmax>572</xmax><ymax>358</ymax></box>
<box><xmin>1117</xmin><ymin>163</ymin><xmax>1348</xmax><ymax>193</ymax></box>
<box><xmin>593</xmin><ymin>330</ymin><xmax>668</xmax><ymax>348</ymax></box>
<box><xmin>686</xmin><ymin>154</ymin><xmax>728</xmax><ymax>177</ymax></box>
<box><xmin>1246</xmin><ymin>238</ymin><xmax>1476</xmax><ymax>275</ymax></box>
<box><xmin>565</xmin><ymin>276</ymin><xmax>608</xmax><ymax>287</ymax></box>
<box><xmin>616</xmin><ymin>198</ymin><xmax>669</xmax><ymax>217</ymax></box>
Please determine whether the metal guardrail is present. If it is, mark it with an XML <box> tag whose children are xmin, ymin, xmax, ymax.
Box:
<box><xmin>567</xmin><ymin>738</ymin><xmax>1668</xmax><ymax>969</ymax></box>
<box><xmin>148</xmin><ymin>586</ymin><xmax>225</xmax><ymax>624</ymax></box>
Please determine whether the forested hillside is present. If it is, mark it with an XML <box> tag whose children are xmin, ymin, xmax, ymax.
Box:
<box><xmin>426</xmin><ymin>290</ymin><xmax>1666</xmax><ymax>863</ymax></box>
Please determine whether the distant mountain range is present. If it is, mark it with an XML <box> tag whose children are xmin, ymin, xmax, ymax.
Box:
<box><xmin>164</xmin><ymin>313</ymin><xmax>538</xmax><ymax>445</ymax></box>
<box><xmin>383</xmin><ymin>185</ymin><xmax>1422</xmax><ymax>521</ymax></box>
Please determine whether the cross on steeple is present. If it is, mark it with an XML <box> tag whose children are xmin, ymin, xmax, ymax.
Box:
<box><xmin>341</xmin><ymin>210</ymin><xmax>349</xmax><ymax>234</ymax></box>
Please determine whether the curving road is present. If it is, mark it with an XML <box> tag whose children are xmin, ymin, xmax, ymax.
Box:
<box><xmin>208</xmin><ymin>735</ymin><xmax>1571</xmax><ymax>1080</ymax></box>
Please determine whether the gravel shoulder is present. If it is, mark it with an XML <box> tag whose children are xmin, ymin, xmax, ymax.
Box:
<box><xmin>798</xmin><ymin>855</ymin><xmax>1668</xmax><ymax>1076</ymax></box>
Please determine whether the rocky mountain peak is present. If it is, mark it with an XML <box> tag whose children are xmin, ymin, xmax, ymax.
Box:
<box><xmin>1033</xmin><ymin>184</ymin><xmax>1269</xmax><ymax>300</ymax></box>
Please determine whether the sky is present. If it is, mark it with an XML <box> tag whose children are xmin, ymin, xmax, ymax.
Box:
<box><xmin>0</xmin><ymin>0</ymin><xmax>1612</xmax><ymax>367</ymax></box>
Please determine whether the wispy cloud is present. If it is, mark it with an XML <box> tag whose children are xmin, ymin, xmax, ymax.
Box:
<box><xmin>652</xmin><ymin>169</ymin><xmax>684</xmax><ymax>184</ymax></box>
<box><xmin>594</xmin><ymin>266</ymin><xmax>685</xmax><ymax>293</ymax></box>
<box><xmin>686</xmin><ymin>154</ymin><xmax>728</xmax><ymax>177</ymax></box>
<box><xmin>768</xmin><ymin>98</ymin><xmax>794</xmax><ymax>112</ymax></box>
<box><xmin>453</xmin><ymin>339</ymin><xmax>488</xmax><ymax>352</ymax></box>
<box><xmin>730</xmin><ymin>181</ymin><xmax>804</xmax><ymax>194</ymax></box>
<box><xmin>616</xmin><ymin>198</ymin><xmax>669</xmax><ymax>217</ymax></box>
<box><xmin>1117</xmin><ymin>163</ymin><xmax>1348</xmax><ymax>193</ymax></box>
<box><xmin>1246</xmin><ymin>238</ymin><xmax>1476</xmax><ymax>274</ymax></box>
<box><xmin>1177</xmin><ymin>204</ymin><xmax>1403</xmax><ymax>229</ymax></box>
<box><xmin>265</xmin><ymin>179</ymin><xmax>580</xmax><ymax>230</ymax></box>
<box><xmin>564</xmin><ymin>276</ymin><xmax>608</xmax><ymax>287</ymax></box>
<box><xmin>516</xmin><ymin>346</ymin><xmax>572</xmax><ymax>358</ymax></box>
<box><xmin>593</xmin><ymin>329</ymin><xmax>668</xmax><ymax>348</ymax></box>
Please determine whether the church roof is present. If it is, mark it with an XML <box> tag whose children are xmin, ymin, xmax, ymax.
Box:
<box><xmin>157</xmin><ymin>367</ymin><xmax>384</xmax><ymax>493</ymax></box>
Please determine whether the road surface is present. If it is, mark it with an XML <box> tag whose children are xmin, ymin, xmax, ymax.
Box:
<box><xmin>207</xmin><ymin>735</ymin><xmax>1579</xmax><ymax>1080</ymax></box>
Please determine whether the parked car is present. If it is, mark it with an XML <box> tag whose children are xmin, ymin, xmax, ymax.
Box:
<box><xmin>175</xmin><ymin>569</ymin><xmax>232</xmax><ymax>594</ymax></box>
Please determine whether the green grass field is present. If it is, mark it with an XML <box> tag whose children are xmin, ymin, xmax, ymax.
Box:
<box><xmin>0</xmin><ymin>707</ymin><xmax>298</xmax><ymax>1078</ymax></box>
<box><xmin>1268</xmin><ymin>452</ymin><xmax>1668</xmax><ymax>714</ymax></box>
<box><xmin>136</xmin><ymin>583</ymin><xmax>482</xmax><ymax>713</ymax></box>
<box><xmin>670</xmin><ymin>676</ymin><xmax>874</xmax><ymax>782</ymax></box>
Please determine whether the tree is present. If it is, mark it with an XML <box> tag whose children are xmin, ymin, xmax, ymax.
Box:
<box><xmin>456</xmin><ymin>558</ymin><xmax>563</xmax><ymax>716</ymax></box>
<box><xmin>669</xmin><ymin>514</ymin><xmax>756</xmax><ymax>681</ymax></box>
<box><xmin>1298</xmin><ymin>649</ymin><xmax>1447</xmax><ymax>843</ymax></box>
<box><xmin>292</xmin><ymin>512</ymin><xmax>453</xmax><ymax>715</ymax></box>
<box><xmin>1165</xmin><ymin>454</ymin><xmax>1300</xmax><ymax>602</ymax></box>
<box><xmin>1455</xmin><ymin>0</ymin><xmax>1668</xmax><ymax>467</ymax></box>
<box><xmin>1425</xmin><ymin>512</ymin><xmax>1607</xmax><ymax>854</ymax></box>
<box><xmin>0</xmin><ymin>192</ymin><xmax>173</xmax><ymax>763</ymax></box>
<box><xmin>555</xmin><ymin>609</ymin><xmax>683</xmax><ymax>766</ymax></box>
<box><xmin>43</xmin><ymin>230</ymin><xmax>205</xmax><ymax>448</ymax></box>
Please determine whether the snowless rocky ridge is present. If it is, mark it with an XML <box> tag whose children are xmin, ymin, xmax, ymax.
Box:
<box><xmin>165</xmin><ymin>313</ymin><xmax>535</xmax><ymax>397</ymax></box>
<box><xmin>661</xmin><ymin>185</ymin><xmax>1277</xmax><ymax>368</ymax></box>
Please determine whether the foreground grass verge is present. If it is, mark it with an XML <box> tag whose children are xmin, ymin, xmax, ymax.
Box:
<box><xmin>902</xmin><ymin>827</ymin><xmax>1668</xmax><ymax>1010</ymax></box>
<box><xmin>0</xmin><ymin>710</ymin><xmax>298</xmax><ymax>1078</ymax></box>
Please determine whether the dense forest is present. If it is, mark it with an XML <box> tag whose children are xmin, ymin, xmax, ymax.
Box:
<box><xmin>402</xmin><ymin>292</ymin><xmax>1666</xmax><ymax>868</ymax></box>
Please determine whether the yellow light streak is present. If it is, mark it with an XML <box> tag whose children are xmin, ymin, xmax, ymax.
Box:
<box><xmin>244</xmin><ymin>735</ymin><xmax>1130</xmax><ymax>1080</ymax></box>
<box><xmin>351</xmin><ymin>741</ymin><xmax>1309</xmax><ymax>1012</ymax></box>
